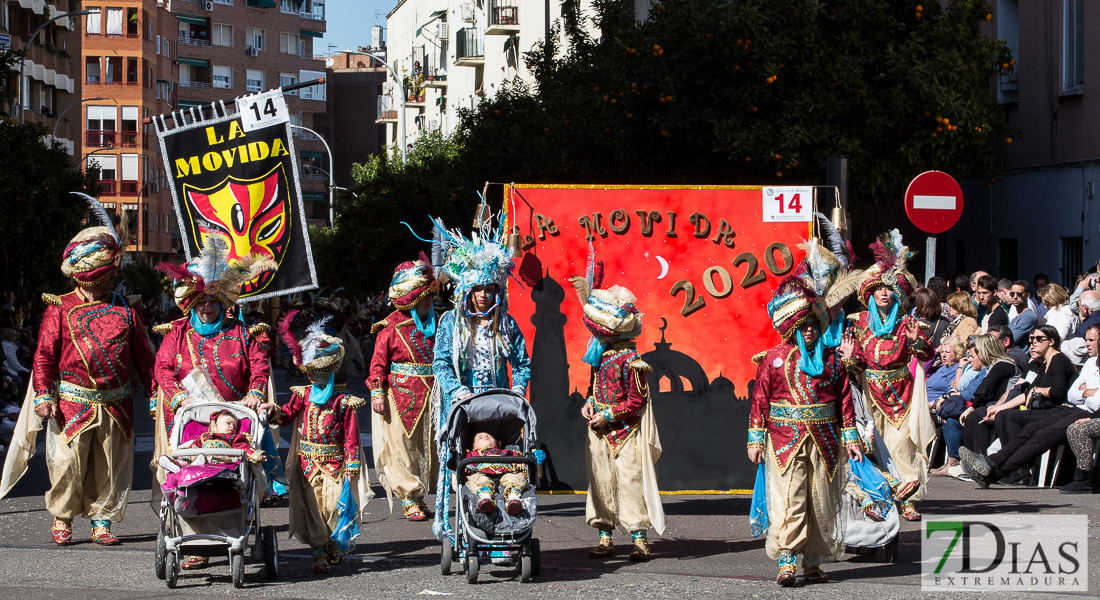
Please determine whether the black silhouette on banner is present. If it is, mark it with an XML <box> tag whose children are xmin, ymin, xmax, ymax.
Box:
<box><xmin>154</xmin><ymin>102</ymin><xmax>318</xmax><ymax>301</ymax></box>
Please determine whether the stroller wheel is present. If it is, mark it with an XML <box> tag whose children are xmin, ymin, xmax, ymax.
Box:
<box><xmin>154</xmin><ymin>525</ymin><xmax>167</xmax><ymax>580</ymax></box>
<box><xmin>231</xmin><ymin>552</ymin><xmax>245</xmax><ymax>588</ymax></box>
<box><xmin>519</xmin><ymin>554</ymin><xmax>532</xmax><ymax>583</ymax></box>
<box><xmin>531</xmin><ymin>538</ymin><xmax>541</xmax><ymax>577</ymax></box>
<box><xmin>441</xmin><ymin>539</ymin><xmax>453</xmax><ymax>576</ymax></box>
<box><xmin>261</xmin><ymin>526</ymin><xmax>279</xmax><ymax>579</ymax></box>
<box><xmin>165</xmin><ymin>552</ymin><xmax>179</xmax><ymax>589</ymax></box>
<box><xmin>465</xmin><ymin>554</ymin><xmax>479</xmax><ymax>585</ymax></box>
<box><xmin>883</xmin><ymin>536</ymin><xmax>900</xmax><ymax>564</ymax></box>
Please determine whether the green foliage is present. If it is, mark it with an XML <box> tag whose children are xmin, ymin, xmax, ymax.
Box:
<box><xmin>116</xmin><ymin>263</ymin><xmax>167</xmax><ymax>301</ymax></box>
<box><xmin>0</xmin><ymin>120</ymin><xmax>101</xmax><ymax>296</ymax></box>
<box><xmin>321</xmin><ymin>0</ymin><xmax>1013</xmax><ymax>294</ymax></box>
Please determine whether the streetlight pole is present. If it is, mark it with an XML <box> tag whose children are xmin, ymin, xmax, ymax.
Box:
<box><xmin>289</xmin><ymin>125</ymin><xmax>335</xmax><ymax>229</ymax></box>
<box><xmin>367</xmin><ymin>53</ymin><xmax>406</xmax><ymax>165</ymax></box>
<box><xmin>53</xmin><ymin>96</ymin><xmax>107</xmax><ymax>139</ymax></box>
<box><xmin>19</xmin><ymin>9</ymin><xmax>100</xmax><ymax>124</ymax></box>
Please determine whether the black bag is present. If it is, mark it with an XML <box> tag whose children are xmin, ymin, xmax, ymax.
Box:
<box><xmin>936</xmin><ymin>393</ymin><xmax>969</xmax><ymax>420</ymax></box>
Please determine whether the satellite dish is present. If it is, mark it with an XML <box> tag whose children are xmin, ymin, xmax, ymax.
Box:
<box><xmin>325</xmin><ymin>57</ymin><xmax>335</xmax><ymax>67</ymax></box>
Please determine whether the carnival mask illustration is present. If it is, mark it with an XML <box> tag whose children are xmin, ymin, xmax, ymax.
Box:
<box><xmin>183</xmin><ymin>165</ymin><xmax>292</xmax><ymax>295</ymax></box>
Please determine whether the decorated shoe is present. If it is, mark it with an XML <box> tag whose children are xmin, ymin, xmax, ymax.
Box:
<box><xmin>860</xmin><ymin>499</ymin><xmax>886</xmax><ymax>522</ymax></box>
<box><xmin>91</xmin><ymin>526</ymin><xmax>120</xmax><ymax>546</ymax></box>
<box><xmin>900</xmin><ymin>502</ymin><xmax>921</xmax><ymax>521</ymax></box>
<box><xmin>804</xmin><ymin>563</ymin><xmax>829</xmax><ymax>584</ymax></box>
<box><xmin>505</xmin><ymin>490</ymin><xmax>523</xmax><ymax>515</ymax></box>
<box><xmin>588</xmin><ymin>531</ymin><xmax>614</xmax><ymax>558</ymax></box>
<box><xmin>416</xmin><ymin>499</ymin><xmax>434</xmax><ymax>519</ymax></box>
<box><xmin>312</xmin><ymin>555</ymin><xmax>331</xmax><ymax>574</ymax></box>
<box><xmin>403</xmin><ymin>499</ymin><xmax>429</xmax><ymax>521</ymax></box>
<box><xmin>51</xmin><ymin>519</ymin><xmax>72</xmax><ymax>546</ymax></box>
<box><xmin>895</xmin><ymin>480</ymin><xmax>921</xmax><ymax>502</ymax></box>
<box><xmin>476</xmin><ymin>493</ymin><xmax>497</xmax><ymax>514</ymax></box>
<box><xmin>629</xmin><ymin>539</ymin><xmax>652</xmax><ymax>561</ymax></box>
<box><xmin>777</xmin><ymin>553</ymin><xmax>797</xmax><ymax>587</ymax></box>
<box><xmin>181</xmin><ymin>556</ymin><xmax>209</xmax><ymax>570</ymax></box>
<box><xmin>327</xmin><ymin>550</ymin><xmax>344</xmax><ymax>565</ymax></box>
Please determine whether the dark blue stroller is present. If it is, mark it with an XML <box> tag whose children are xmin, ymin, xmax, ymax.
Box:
<box><xmin>437</xmin><ymin>390</ymin><xmax>541</xmax><ymax>583</ymax></box>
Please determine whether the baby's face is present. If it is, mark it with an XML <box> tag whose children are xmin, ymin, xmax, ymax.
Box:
<box><xmin>473</xmin><ymin>432</ymin><xmax>498</xmax><ymax>451</ymax></box>
<box><xmin>213</xmin><ymin>413</ymin><xmax>239</xmax><ymax>435</ymax></box>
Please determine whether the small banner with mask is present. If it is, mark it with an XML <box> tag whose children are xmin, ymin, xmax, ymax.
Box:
<box><xmin>154</xmin><ymin>93</ymin><xmax>318</xmax><ymax>301</ymax></box>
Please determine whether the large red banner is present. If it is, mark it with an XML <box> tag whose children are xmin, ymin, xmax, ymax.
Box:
<box><xmin>506</xmin><ymin>185</ymin><xmax>815</xmax><ymax>491</ymax></box>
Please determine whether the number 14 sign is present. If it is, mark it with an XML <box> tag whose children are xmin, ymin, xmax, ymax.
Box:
<box><xmin>235</xmin><ymin>88</ymin><xmax>290</xmax><ymax>133</ymax></box>
<box><xmin>761</xmin><ymin>186</ymin><xmax>812</xmax><ymax>222</ymax></box>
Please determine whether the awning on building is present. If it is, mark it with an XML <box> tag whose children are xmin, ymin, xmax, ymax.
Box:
<box><xmin>247</xmin><ymin>0</ymin><xmax>278</xmax><ymax>8</ymax></box>
<box><xmin>177</xmin><ymin>57</ymin><xmax>210</xmax><ymax>67</ymax></box>
<box><xmin>299</xmin><ymin>29</ymin><xmax>323</xmax><ymax>38</ymax></box>
<box><xmin>177</xmin><ymin>99</ymin><xmax>206</xmax><ymax>109</ymax></box>
<box><xmin>300</xmin><ymin>151</ymin><xmax>325</xmax><ymax>159</ymax></box>
<box><xmin>173</xmin><ymin>13</ymin><xmax>208</xmax><ymax>25</ymax></box>
<box><xmin>415</xmin><ymin>10</ymin><xmax>447</xmax><ymax>37</ymax></box>
<box><xmin>303</xmin><ymin>192</ymin><xmax>326</xmax><ymax>201</ymax></box>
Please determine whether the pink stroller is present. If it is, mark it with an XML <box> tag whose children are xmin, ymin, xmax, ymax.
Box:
<box><xmin>154</xmin><ymin>402</ymin><xmax>278</xmax><ymax>588</ymax></box>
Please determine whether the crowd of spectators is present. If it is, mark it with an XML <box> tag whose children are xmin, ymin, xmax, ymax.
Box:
<box><xmin>921</xmin><ymin>267</ymin><xmax>1100</xmax><ymax>494</ymax></box>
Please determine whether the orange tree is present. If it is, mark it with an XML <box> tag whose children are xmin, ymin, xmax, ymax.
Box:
<box><xmin>461</xmin><ymin>0</ymin><xmax>1014</xmax><ymax>203</ymax></box>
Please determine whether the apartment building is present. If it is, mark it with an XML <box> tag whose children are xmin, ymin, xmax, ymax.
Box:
<box><xmin>947</xmin><ymin>0</ymin><xmax>1099</xmax><ymax>287</ymax></box>
<box><xmin>171</xmin><ymin>0</ymin><xmax>330</xmax><ymax>226</ymax></box>
<box><xmin>320</xmin><ymin>50</ymin><xmax>386</xmax><ymax>192</ymax></box>
<box><xmin>379</xmin><ymin>0</ymin><xmax>614</xmax><ymax>150</ymax></box>
<box><xmin>2</xmin><ymin>0</ymin><xmax>83</xmax><ymax>155</ymax></box>
<box><xmin>79</xmin><ymin>0</ymin><xmax>178</xmax><ymax>264</ymax></box>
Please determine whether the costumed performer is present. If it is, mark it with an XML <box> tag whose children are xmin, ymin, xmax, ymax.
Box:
<box><xmin>838</xmin><ymin>230</ymin><xmax>935</xmax><ymax>521</ymax></box>
<box><xmin>367</xmin><ymin>255</ymin><xmax>439</xmax><ymax>521</ymax></box>
<box><xmin>276</xmin><ymin>311</ymin><xmax>371</xmax><ymax>574</ymax></box>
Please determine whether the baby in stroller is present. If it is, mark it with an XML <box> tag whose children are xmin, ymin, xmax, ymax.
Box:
<box><xmin>169</xmin><ymin>410</ymin><xmax>266</xmax><ymax>468</ymax></box>
<box><xmin>465</xmin><ymin>432</ymin><xmax>527</xmax><ymax>515</ymax></box>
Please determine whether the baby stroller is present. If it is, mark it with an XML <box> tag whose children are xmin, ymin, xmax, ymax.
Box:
<box><xmin>843</xmin><ymin>389</ymin><xmax>901</xmax><ymax>563</ymax></box>
<box><xmin>439</xmin><ymin>390</ymin><xmax>541</xmax><ymax>584</ymax></box>
<box><xmin>154</xmin><ymin>402</ymin><xmax>279</xmax><ymax>588</ymax></box>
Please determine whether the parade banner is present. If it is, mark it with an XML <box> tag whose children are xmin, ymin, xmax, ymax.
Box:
<box><xmin>154</xmin><ymin>94</ymin><xmax>318</xmax><ymax>301</ymax></box>
<box><xmin>507</xmin><ymin>185</ymin><xmax>814</xmax><ymax>491</ymax></box>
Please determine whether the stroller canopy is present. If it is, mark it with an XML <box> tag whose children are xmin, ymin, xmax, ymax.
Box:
<box><xmin>443</xmin><ymin>390</ymin><xmax>537</xmax><ymax>466</ymax></box>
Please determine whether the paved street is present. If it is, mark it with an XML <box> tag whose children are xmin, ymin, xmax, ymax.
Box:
<box><xmin>0</xmin><ymin>372</ymin><xmax>1097</xmax><ymax>599</ymax></box>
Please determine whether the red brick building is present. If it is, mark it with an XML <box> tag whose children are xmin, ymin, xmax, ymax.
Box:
<box><xmin>320</xmin><ymin>50</ymin><xmax>386</xmax><ymax>195</ymax></box>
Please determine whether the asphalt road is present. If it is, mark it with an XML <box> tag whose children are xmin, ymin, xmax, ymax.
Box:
<box><xmin>0</xmin><ymin>371</ymin><xmax>1096</xmax><ymax>599</ymax></box>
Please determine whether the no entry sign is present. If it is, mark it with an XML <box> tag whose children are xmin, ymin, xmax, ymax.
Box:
<box><xmin>904</xmin><ymin>170</ymin><xmax>964</xmax><ymax>234</ymax></box>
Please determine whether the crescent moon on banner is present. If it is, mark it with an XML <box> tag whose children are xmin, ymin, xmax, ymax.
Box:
<box><xmin>656</xmin><ymin>255</ymin><xmax>670</xmax><ymax>280</ymax></box>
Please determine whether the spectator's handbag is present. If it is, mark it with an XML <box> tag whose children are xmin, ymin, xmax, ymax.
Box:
<box><xmin>936</xmin><ymin>393</ymin><xmax>969</xmax><ymax>420</ymax></box>
<box><xmin>1025</xmin><ymin>388</ymin><xmax>1057</xmax><ymax>411</ymax></box>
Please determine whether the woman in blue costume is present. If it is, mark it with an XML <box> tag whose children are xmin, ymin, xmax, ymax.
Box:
<box><xmin>428</xmin><ymin>207</ymin><xmax>531</xmax><ymax>541</ymax></box>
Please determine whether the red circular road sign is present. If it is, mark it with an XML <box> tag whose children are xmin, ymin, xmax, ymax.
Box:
<box><xmin>904</xmin><ymin>170</ymin><xmax>964</xmax><ymax>234</ymax></box>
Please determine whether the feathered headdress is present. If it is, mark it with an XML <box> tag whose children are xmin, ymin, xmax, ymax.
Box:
<box><xmin>858</xmin><ymin>229</ymin><xmax>918</xmax><ymax>310</ymax></box>
<box><xmin>61</xmin><ymin>192</ymin><xmax>130</xmax><ymax>286</ymax></box>
<box><xmin>388</xmin><ymin>251</ymin><xmax>438</xmax><ymax>310</ymax></box>
<box><xmin>278</xmin><ymin>310</ymin><xmax>344</xmax><ymax>375</ymax></box>
<box><xmin>793</xmin><ymin>213</ymin><xmax>866</xmax><ymax>311</ymax></box>
<box><xmin>431</xmin><ymin>202</ymin><xmax>514</xmax><ymax>307</ymax></box>
<box><xmin>156</xmin><ymin>233</ymin><xmax>278</xmax><ymax>313</ymax></box>
<box><xmin>767</xmin><ymin>275</ymin><xmax>827</xmax><ymax>340</ymax></box>
<box><xmin>568</xmin><ymin>243</ymin><xmax>640</xmax><ymax>340</ymax></box>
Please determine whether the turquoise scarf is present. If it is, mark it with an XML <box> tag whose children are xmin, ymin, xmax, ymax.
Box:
<box><xmin>582</xmin><ymin>337</ymin><xmax>608</xmax><ymax>367</ymax></box>
<box><xmin>189</xmin><ymin>306</ymin><xmax>224</xmax><ymax>336</ymax></box>
<box><xmin>309</xmin><ymin>373</ymin><xmax>335</xmax><ymax>405</ymax></box>
<box><xmin>412</xmin><ymin>304</ymin><xmax>437</xmax><ymax>338</ymax></box>
<box><xmin>869</xmin><ymin>298</ymin><xmax>900</xmax><ymax>337</ymax></box>
<box><xmin>822</xmin><ymin>309</ymin><xmax>845</xmax><ymax>347</ymax></box>
<box><xmin>796</xmin><ymin>332</ymin><xmax>825</xmax><ymax>376</ymax></box>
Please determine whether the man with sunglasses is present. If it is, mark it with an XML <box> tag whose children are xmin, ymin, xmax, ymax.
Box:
<box><xmin>962</xmin><ymin>325</ymin><xmax>1090</xmax><ymax>488</ymax></box>
<box><xmin>1007</xmin><ymin>281</ymin><xmax>1038</xmax><ymax>348</ymax></box>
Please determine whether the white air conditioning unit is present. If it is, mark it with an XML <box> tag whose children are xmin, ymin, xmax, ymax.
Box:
<box><xmin>438</xmin><ymin>22</ymin><xmax>448</xmax><ymax>38</ymax></box>
<box><xmin>246</xmin><ymin>46</ymin><xmax>258</xmax><ymax>57</ymax></box>
<box><xmin>200</xmin><ymin>0</ymin><xmax>214</xmax><ymax>12</ymax></box>
<box><xmin>460</xmin><ymin>2</ymin><xmax>475</xmax><ymax>22</ymax></box>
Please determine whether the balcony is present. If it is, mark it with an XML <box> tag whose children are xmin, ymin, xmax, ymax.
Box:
<box><xmin>455</xmin><ymin>28</ymin><xmax>483</xmax><ymax>66</ymax></box>
<box><xmin>178</xmin><ymin>80</ymin><xmax>212</xmax><ymax>89</ymax></box>
<box><xmin>98</xmin><ymin>180</ymin><xmax>117</xmax><ymax>196</ymax></box>
<box><xmin>178</xmin><ymin>36</ymin><xmax>211</xmax><ymax>47</ymax></box>
<box><xmin>299</xmin><ymin>51</ymin><xmax>313</xmax><ymax>59</ymax></box>
<box><xmin>86</xmin><ymin>130</ymin><xmax>116</xmax><ymax>147</ymax></box>
<box><xmin>486</xmin><ymin>0</ymin><xmax>520</xmax><ymax>35</ymax></box>
<box><xmin>376</xmin><ymin>96</ymin><xmax>398</xmax><ymax>122</ymax></box>
<box><xmin>120</xmin><ymin>132</ymin><xmax>139</xmax><ymax>148</ymax></box>
<box><xmin>120</xmin><ymin>181</ymin><xmax>140</xmax><ymax>196</ymax></box>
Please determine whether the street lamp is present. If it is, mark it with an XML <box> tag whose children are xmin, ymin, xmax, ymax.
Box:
<box><xmin>53</xmin><ymin>96</ymin><xmax>107</xmax><ymax>139</ymax></box>
<box><xmin>289</xmin><ymin>124</ymin><xmax>335</xmax><ymax>229</ymax></box>
<box><xmin>366</xmin><ymin>52</ymin><xmax>407</xmax><ymax>165</ymax></box>
<box><xmin>19</xmin><ymin>9</ymin><xmax>100</xmax><ymax>124</ymax></box>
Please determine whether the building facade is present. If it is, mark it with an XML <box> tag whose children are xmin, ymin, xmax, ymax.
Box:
<box><xmin>2</xmin><ymin>0</ymin><xmax>83</xmax><ymax>155</ymax></box>
<box><xmin>321</xmin><ymin>50</ymin><xmax>386</xmax><ymax>193</ymax></box>
<box><xmin>378</xmin><ymin>0</ymin><xmax>614</xmax><ymax>151</ymax></box>
<box><xmin>170</xmin><ymin>0</ymin><xmax>330</xmax><ymax>226</ymax></box>
<box><xmin>948</xmin><ymin>0</ymin><xmax>1099</xmax><ymax>288</ymax></box>
<box><xmin>79</xmin><ymin>0</ymin><xmax>178</xmax><ymax>264</ymax></box>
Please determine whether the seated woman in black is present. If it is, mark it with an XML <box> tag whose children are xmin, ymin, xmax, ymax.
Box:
<box><xmin>960</xmin><ymin>334</ymin><xmax>1021</xmax><ymax>455</ymax></box>
<box><xmin>992</xmin><ymin>325</ymin><xmax>1077</xmax><ymax>442</ymax></box>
